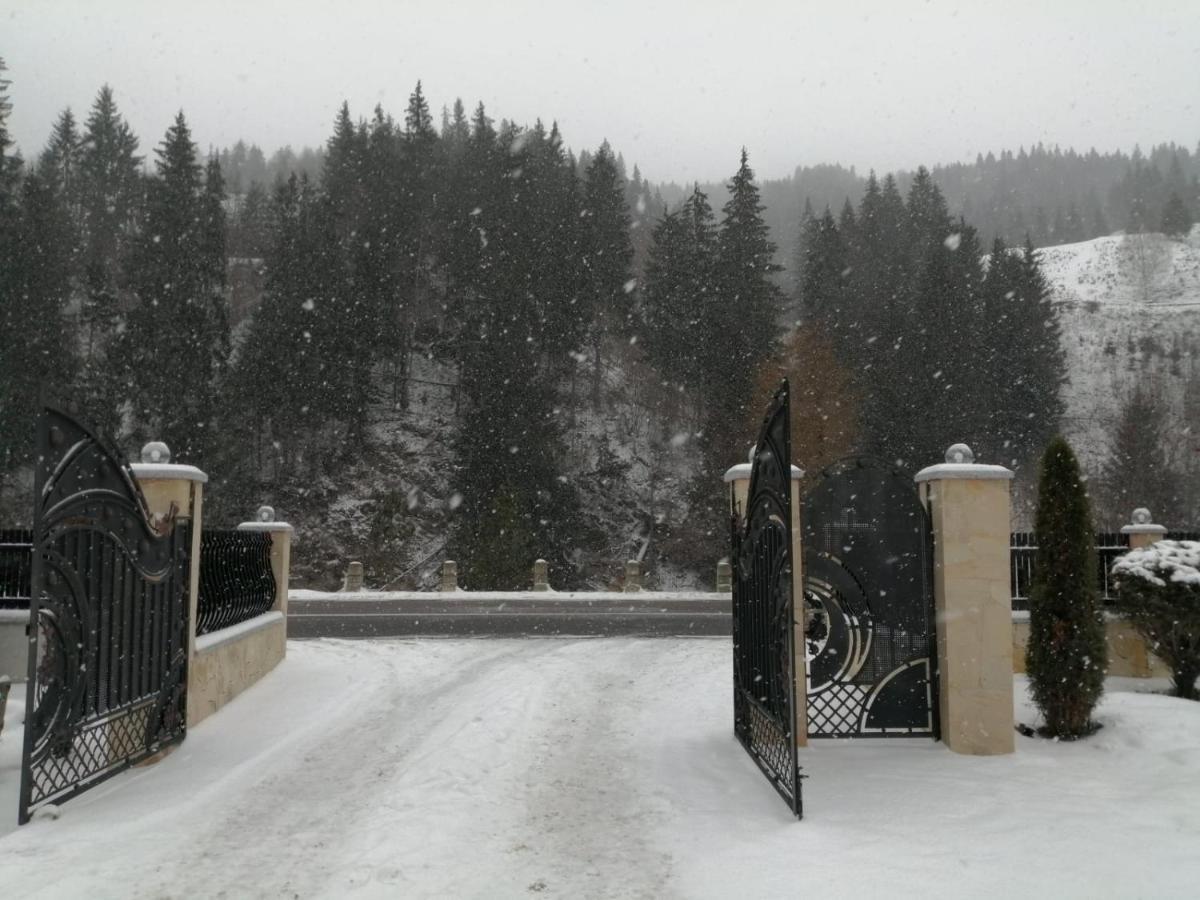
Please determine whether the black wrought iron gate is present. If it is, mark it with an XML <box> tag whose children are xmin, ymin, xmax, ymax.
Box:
<box><xmin>731</xmin><ymin>381</ymin><xmax>802</xmax><ymax>817</ymax></box>
<box><xmin>19</xmin><ymin>407</ymin><xmax>192</xmax><ymax>824</ymax></box>
<box><xmin>802</xmin><ymin>458</ymin><xmax>937</xmax><ymax>738</ymax></box>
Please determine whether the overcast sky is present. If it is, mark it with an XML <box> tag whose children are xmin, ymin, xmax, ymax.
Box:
<box><xmin>3</xmin><ymin>0</ymin><xmax>1198</xmax><ymax>184</ymax></box>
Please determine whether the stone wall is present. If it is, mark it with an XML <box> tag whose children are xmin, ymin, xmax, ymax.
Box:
<box><xmin>1012</xmin><ymin>614</ymin><xmax>1169</xmax><ymax>678</ymax></box>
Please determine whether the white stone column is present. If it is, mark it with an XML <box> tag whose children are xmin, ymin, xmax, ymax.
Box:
<box><xmin>723</xmin><ymin>458</ymin><xmax>808</xmax><ymax>747</ymax></box>
<box><xmin>1120</xmin><ymin>507</ymin><xmax>1168</xmax><ymax>550</ymax></box>
<box><xmin>237</xmin><ymin>506</ymin><xmax>294</xmax><ymax>617</ymax></box>
<box><xmin>915</xmin><ymin>443</ymin><xmax>1015</xmax><ymax>756</ymax></box>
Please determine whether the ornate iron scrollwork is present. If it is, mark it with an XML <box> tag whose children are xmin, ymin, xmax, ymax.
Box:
<box><xmin>731</xmin><ymin>380</ymin><xmax>802</xmax><ymax>818</ymax></box>
<box><xmin>19</xmin><ymin>408</ymin><xmax>192</xmax><ymax>824</ymax></box>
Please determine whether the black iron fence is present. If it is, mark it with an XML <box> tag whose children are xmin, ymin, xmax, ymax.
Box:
<box><xmin>1011</xmin><ymin>531</ymin><xmax>1130</xmax><ymax>609</ymax></box>
<box><xmin>197</xmin><ymin>529</ymin><xmax>276</xmax><ymax>635</ymax></box>
<box><xmin>1</xmin><ymin>528</ymin><xmax>32</xmax><ymax>610</ymax></box>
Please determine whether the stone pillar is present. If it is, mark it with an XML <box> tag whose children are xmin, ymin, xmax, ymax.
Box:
<box><xmin>915</xmin><ymin>442</ymin><xmax>1015</xmax><ymax>756</ymax></box>
<box><xmin>130</xmin><ymin>441</ymin><xmax>208</xmax><ymax>666</ymax></box>
<box><xmin>624</xmin><ymin>560</ymin><xmax>642</xmax><ymax>593</ymax></box>
<box><xmin>237</xmin><ymin>506</ymin><xmax>294</xmax><ymax>616</ymax></box>
<box><xmin>723</xmin><ymin>456</ymin><xmax>808</xmax><ymax>747</ymax></box>
<box><xmin>343</xmin><ymin>561</ymin><xmax>364</xmax><ymax>592</ymax></box>
<box><xmin>716</xmin><ymin>560</ymin><xmax>732</xmax><ymax>592</ymax></box>
<box><xmin>1120</xmin><ymin>507</ymin><xmax>1168</xmax><ymax>550</ymax></box>
<box><xmin>532</xmin><ymin>559</ymin><xmax>550</xmax><ymax>592</ymax></box>
<box><xmin>440</xmin><ymin>560</ymin><xmax>459</xmax><ymax>592</ymax></box>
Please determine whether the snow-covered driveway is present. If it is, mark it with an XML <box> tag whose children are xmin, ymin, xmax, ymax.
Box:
<box><xmin>1</xmin><ymin>638</ymin><xmax>1198</xmax><ymax>898</ymax></box>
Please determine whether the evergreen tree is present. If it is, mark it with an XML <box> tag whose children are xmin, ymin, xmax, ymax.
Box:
<box><xmin>0</xmin><ymin>169</ymin><xmax>78</xmax><ymax>476</ymax></box>
<box><xmin>1098</xmin><ymin>389</ymin><xmax>1184</xmax><ymax>526</ymax></box>
<box><xmin>580</xmin><ymin>142</ymin><xmax>633</xmax><ymax>409</ymax></box>
<box><xmin>1161</xmin><ymin>192</ymin><xmax>1193</xmax><ymax>237</ymax></box>
<box><xmin>1026</xmin><ymin>436</ymin><xmax>1107</xmax><ymax>738</ymax></box>
<box><xmin>79</xmin><ymin>86</ymin><xmax>141</xmax><ymax>285</ymax></box>
<box><xmin>122</xmin><ymin>112</ymin><xmax>229</xmax><ymax>463</ymax></box>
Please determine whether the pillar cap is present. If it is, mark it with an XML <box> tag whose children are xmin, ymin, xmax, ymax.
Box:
<box><xmin>130</xmin><ymin>462</ymin><xmax>208</xmax><ymax>484</ymax></box>
<box><xmin>1120</xmin><ymin>508</ymin><xmax>1167</xmax><ymax>535</ymax></box>
<box><xmin>914</xmin><ymin>462</ymin><xmax>1014</xmax><ymax>483</ymax></box>
<box><xmin>722</xmin><ymin>463</ymin><xmax>805</xmax><ymax>483</ymax></box>
<box><xmin>237</xmin><ymin>520</ymin><xmax>293</xmax><ymax>533</ymax></box>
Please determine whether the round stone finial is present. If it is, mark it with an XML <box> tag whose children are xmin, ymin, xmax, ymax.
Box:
<box><xmin>141</xmin><ymin>441</ymin><xmax>170</xmax><ymax>464</ymax></box>
<box><xmin>1131</xmin><ymin>507</ymin><xmax>1152</xmax><ymax>525</ymax></box>
<box><xmin>256</xmin><ymin>505</ymin><xmax>276</xmax><ymax>523</ymax></box>
<box><xmin>945</xmin><ymin>443</ymin><xmax>975</xmax><ymax>465</ymax></box>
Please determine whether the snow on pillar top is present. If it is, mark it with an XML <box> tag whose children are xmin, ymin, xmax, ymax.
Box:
<box><xmin>130</xmin><ymin>440</ymin><xmax>208</xmax><ymax>483</ymax></box>
<box><xmin>1120</xmin><ymin>507</ymin><xmax>1167</xmax><ymax>535</ymax></box>
<box><xmin>913</xmin><ymin>443</ymin><xmax>1013</xmax><ymax>483</ymax></box>
<box><xmin>238</xmin><ymin>505</ymin><xmax>294</xmax><ymax>533</ymax></box>
<box><xmin>722</xmin><ymin>463</ymin><xmax>805</xmax><ymax>483</ymax></box>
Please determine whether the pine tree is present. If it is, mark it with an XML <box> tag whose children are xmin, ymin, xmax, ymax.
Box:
<box><xmin>710</xmin><ymin>149</ymin><xmax>783</xmax><ymax>439</ymax></box>
<box><xmin>1098</xmin><ymin>389</ymin><xmax>1184</xmax><ymax>526</ymax></box>
<box><xmin>122</xmin><ymin>112</ymin><xmax>229</xmax><ymax>463</ymax></box>
<box><xmin>79</xmin><ymin>85</ymin><xmax>141</xmax><ymax>285</ymax></box>
<box><xmin>1026</xmin><ymin>436</ymin><xmax>1107</xmax><ymax>738</ymax></box>
<box><xmin>580</xmin><ymin>142</ymin><xmax>633</xmax><ymax>409</ymax></box>
<box><xmin>0</xmin><ymin>169</ymin><xmax>78</xmax><ymax>476</ymax></box>
<box><xmin>1161</xmin><ymin>192</ymin><xmax>1193</xmax><ymax>237</ymax></box>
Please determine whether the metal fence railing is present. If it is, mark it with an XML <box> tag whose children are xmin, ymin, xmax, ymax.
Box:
<box><xmin>1010</xmin><ymin>531</ymin><xmax>1131</xmax><ymax>610</ymax></box>
<box><xmin>0</xmin><ymin>528</ymin><xmax>33</xmax><ymax>610</ymax></box>
<box><xmin>196</xmin><ymin>529</ymin><xmax>276</xmax><ymax>635</ymax></box>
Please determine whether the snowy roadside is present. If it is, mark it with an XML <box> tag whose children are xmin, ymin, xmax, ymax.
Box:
<box><xmin>289</xmin><ymin>589</ymin><xmax>729</xmax><ymax>603</ymax></box>
<box><xmin>0</xmin><ymin>639</ymin><xmax>1195</xmax><ymax>899</ymax></box>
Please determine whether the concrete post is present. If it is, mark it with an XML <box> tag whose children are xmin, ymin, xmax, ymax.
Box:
<box><xmin>915</xmin><ymin>442</ymin><xmax>1015</xmax><ymax>756</ymax></box>
<box><xmin>343</xmin><ymin>561</ymin><xmax>364</xmax><ymax>592</ymax></box>
<box><xmin>1120</xmin><ymin>507</ymin><xmax>1168</xmax><ymax>550</ymax></box>
<box><xmin>723</xmin><ymin>456</ymin><xmax>808</xmax><ymax>748</ymax></box>
<box><xmin>716</xmin><ymin>560</ymin><xmax>732</xmax><ymax>592</ymax></box>
<box><xmin>440</xmin><ymin>560</ymin><xmax>459</xmax><ymax>592</ymax></box>
<box><xmin>532</xmin><ymin>559</ymin><xmax>550</xmax><ymax>592</ymax></box>
<box><xmin>237</xmin><ymin>506</ymin><xmax>294</xmax><ymax>617</ymax></box>
<box><xmin>624</xmin><ymin>560</ymin><xmax>642</xmax><ymax>592</ymax></box>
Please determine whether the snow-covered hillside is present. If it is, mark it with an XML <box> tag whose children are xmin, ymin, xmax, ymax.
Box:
<box><xmin>1039</xmin><ymin>230</ymin><xmax>1200</xmax><ymax>487</ymax></box>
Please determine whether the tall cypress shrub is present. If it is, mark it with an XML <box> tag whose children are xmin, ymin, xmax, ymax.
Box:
<box><xmin>1026</xmin><ymin>436</ymin><xmax>1107</xmax><ymax>736</ymax></box>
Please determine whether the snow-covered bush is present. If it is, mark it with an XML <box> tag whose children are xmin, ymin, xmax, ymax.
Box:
<box><xmin>1112</xmin><ymin>540</ymin><xmax>1200</xmax><ymax>700</ymax></box>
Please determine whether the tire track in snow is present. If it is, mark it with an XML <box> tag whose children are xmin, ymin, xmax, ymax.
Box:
<box><xmin>138</xmin><ymin>639</ymin><xmax>564</xmax><ymax>899</ymax></box>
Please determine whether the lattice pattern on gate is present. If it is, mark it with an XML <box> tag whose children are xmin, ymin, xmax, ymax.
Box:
<box><xmin>19</xmin><ymin>407</ymin><xmax>192</xmax><ymax>824</ymax></box>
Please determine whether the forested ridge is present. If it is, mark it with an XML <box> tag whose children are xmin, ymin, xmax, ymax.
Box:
<box><xmin>1</xmin><ymin>61</ymin><xmax>1195</xmax><ymax>587</ymax></box>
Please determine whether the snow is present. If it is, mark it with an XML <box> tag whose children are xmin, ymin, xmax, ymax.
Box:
<box><xmin>194</xmin><ymin>610</ymin><xmax>284</xmax><ymax>653</ymax></box>
<box><xmin>1038</xmin><ymin>231</ymin><xmax>1200</xmax><ymax>486</ymax></box>
<box><xmin>913</xmin><ymin>462</ymin><xmax>1014</xmax><ymax>482</ymax></box>
<box><xmin>128</xmin><ymin>462</ymin><xmax>208</xmax><ymax>483</ymax></box>
<box><xmin>290</xmin><ymin>589</ymin><xmax>727</xmax><ymax>603</ymax></box>
<box><xmin>1112</xmin><ymin>539</ymin><xmax>1200</xmax><ymax>587</ymax></box>
<box><xmin>1</xmin><ymin>638</ymin><xmax>1198</xmax><ymax>897</ymax></box>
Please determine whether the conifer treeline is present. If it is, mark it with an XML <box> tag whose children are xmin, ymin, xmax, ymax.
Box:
<box><xmin>799</xmin><ymin>169</ymin><xmax>1066</xmax><ymax>471</ymax></box>
<box><xmin>0</xmin><ymin>61</ymin><xmax>1070</xmax><ymax>586</ymax></box>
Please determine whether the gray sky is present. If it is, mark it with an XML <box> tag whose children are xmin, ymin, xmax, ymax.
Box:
<box><xmin>3</xmin><ymin>0</ymin><xmax>1198</xmax><ymax>183</ymax></box>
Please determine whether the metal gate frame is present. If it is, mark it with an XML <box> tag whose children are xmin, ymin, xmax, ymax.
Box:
<box><xmin>731</xmin><ymin>380</ymin><xmax>802</xmax><ymax>818</ymax></box>
<box><xmin>801</xmin><ymin>456</ymin><xmax>939</xmax><ymax>740</ymax></box>
<box><xmin>19</xmin><ymin>407</ymin><xmax>192</xmax><ymax>824</ymax></box>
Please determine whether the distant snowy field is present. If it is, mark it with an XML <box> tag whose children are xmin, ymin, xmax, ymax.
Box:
<box><xmin>1041</xmin><ymin>230</ymin><xmax>1200</xmax><ymax>480</ymax></box>
<box><xmin>1</xmin><ymin>639</ymin><xmax>1197</xmax><ymax>898</ymax></box>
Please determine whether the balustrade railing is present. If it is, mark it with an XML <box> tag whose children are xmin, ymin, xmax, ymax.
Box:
<box><xmin>0</xmin><ymin>528</ymin><xmax>32</xmax><ymax>610</ymax></box>
<box><xmin>1010</xmin><ymin>531</ymin><xmax>1130</xmax><ymax>610</ymax></box>
<box><xmin>197</xmin><ymin>529</ymin><xmax>276</xmax><ymax>635</ymax></box>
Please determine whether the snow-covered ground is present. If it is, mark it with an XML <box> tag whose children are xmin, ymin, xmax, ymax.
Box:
<box><xmin>0</xmin><ymin>639</ymin><xmax>1197</xmax><ymax>898</ymax></box>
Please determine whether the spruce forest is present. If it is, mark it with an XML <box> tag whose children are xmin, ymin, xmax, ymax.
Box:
<box><xmin>1</xmin><ymin>67</ymin><xmax>1197</xmax><ymax>589</ymax></box>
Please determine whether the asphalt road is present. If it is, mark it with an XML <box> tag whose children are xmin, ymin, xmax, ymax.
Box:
<box><xmin>287</xmin><ymin>595</ymin><xmax>732</xmax><ymax>638</ymax></box>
